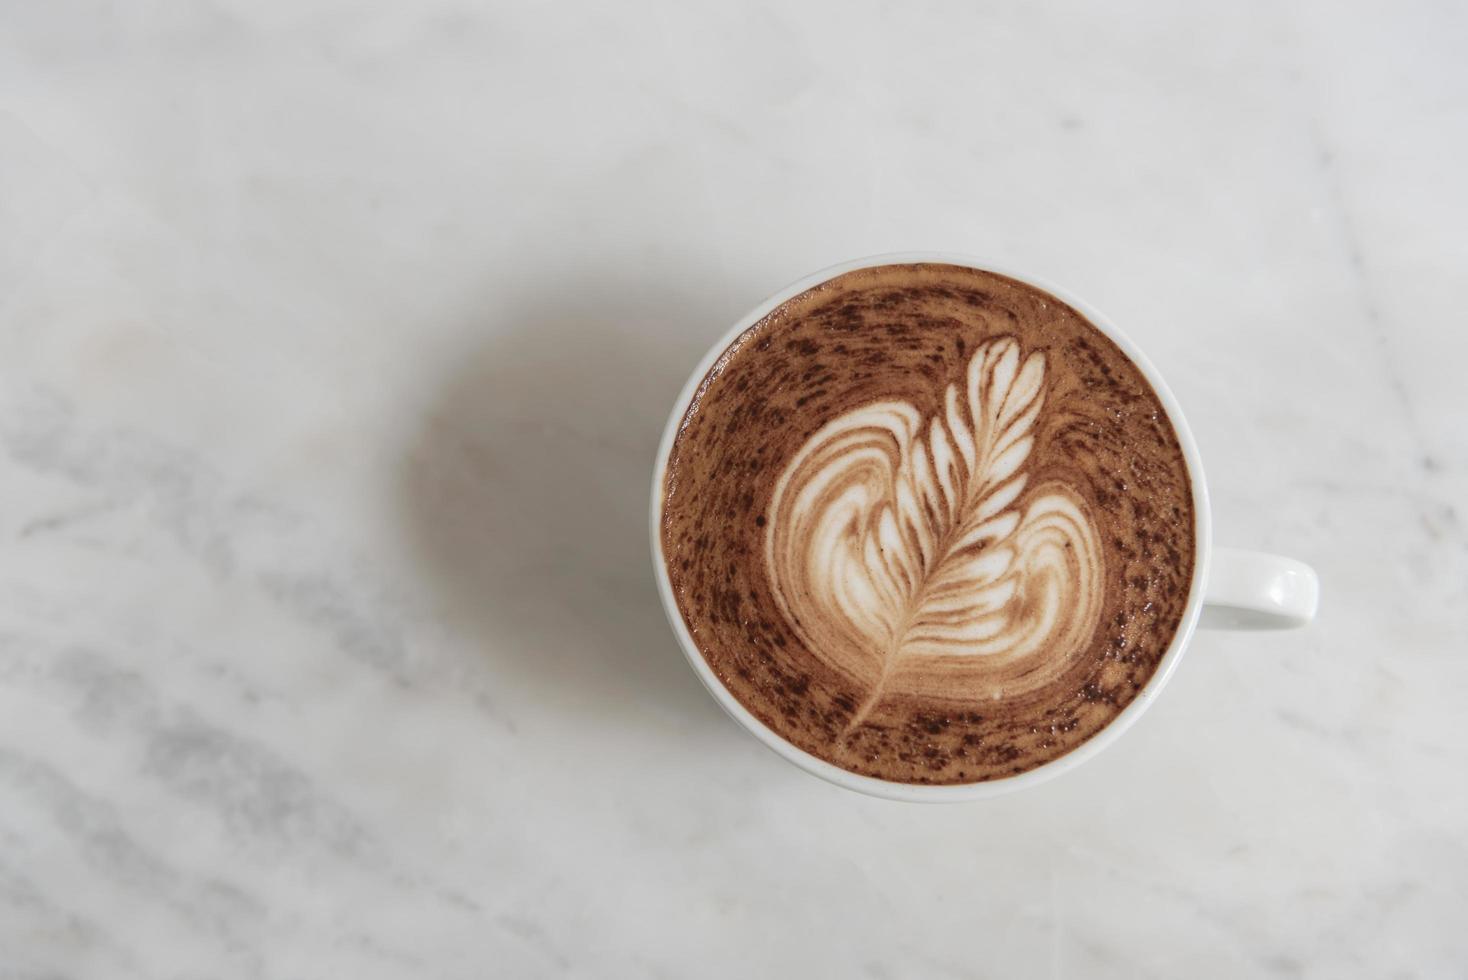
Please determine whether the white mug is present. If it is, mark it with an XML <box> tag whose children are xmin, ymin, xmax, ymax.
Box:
<box><xmin>650</xmin><ymin>253</ymin><xmax>1319</xmax><ymax>802</ymax></box>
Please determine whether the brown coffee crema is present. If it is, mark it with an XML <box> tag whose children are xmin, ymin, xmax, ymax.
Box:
<box><xmin>660</xmin><ymin>264</ymin><xmax>1195</xmax><ymax>784</ymax></box>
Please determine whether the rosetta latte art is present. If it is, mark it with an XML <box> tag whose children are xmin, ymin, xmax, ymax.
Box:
<box><xmin>765</xmin><ymin>337</ymin><xmax>1105</xmax><ymax>731</ymax></box>
<box><xmin>662</xmin><ymin>262</ymin><xmax>1197</xmax><ymax>783</ymax></box>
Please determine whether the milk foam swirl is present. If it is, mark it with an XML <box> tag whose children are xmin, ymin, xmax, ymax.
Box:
<box><xmin>765</xmin><ymin>337</ymin><xmax>1104</xmax><ymax>729</ymax></box>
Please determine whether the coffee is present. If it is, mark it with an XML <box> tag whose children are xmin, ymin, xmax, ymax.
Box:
<box><xmin>659</xmin><ymin>264</ymin><xmax>1195</xmax><ymax>784</ymax></box>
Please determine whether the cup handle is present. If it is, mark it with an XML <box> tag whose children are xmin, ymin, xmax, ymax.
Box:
<box><xmin>1199</xmin><ymin>547</ymin><xmax>1319</xmax><ymax>630</ymax></box>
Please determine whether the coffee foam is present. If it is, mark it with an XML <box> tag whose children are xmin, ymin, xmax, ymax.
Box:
<box><xmin>659</xmin><ymin>263</ymin><xmax>1195</xmax><ymax>784</ymax></box>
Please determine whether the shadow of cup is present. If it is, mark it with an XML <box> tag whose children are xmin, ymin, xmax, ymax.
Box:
<box><xmin>397</xmin><ymin>274</ymin><xmax>744</xmax><ymax>739</ymax></box>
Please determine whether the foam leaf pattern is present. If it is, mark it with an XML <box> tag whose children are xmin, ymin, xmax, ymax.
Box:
<box><xmin>765</xmin><ymin>337</ymin><xmax>1105</xmax><ymax>731</ymax></box>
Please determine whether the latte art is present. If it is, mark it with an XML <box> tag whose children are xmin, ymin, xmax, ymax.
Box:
<box><xmin>765</xmin><ymin>339</ymin><xmax>1104</xmax><ymax>729</ymax></box>
<box><xmin>659</xmin><ymin>263</ymin><xmax>1196</xmax><ymax>784</ymax></box>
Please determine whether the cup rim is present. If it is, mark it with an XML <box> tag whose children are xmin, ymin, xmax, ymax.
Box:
<box><xmin>649</xmin><ymin>252</ymin><xmax>1213</xmax><ymax>802</ymax></box>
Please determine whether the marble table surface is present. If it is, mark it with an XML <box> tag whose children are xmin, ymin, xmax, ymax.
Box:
<box><xmin>2</xmin><ymin>1</ymin><xmax>1464</xmax><ymax>977</ymax></box>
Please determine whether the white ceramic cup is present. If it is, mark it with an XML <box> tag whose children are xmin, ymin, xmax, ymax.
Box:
<box><xmin>651</xmin><ymin>253</ymin><xmax>1319</xmax><ymax>802</ymax></box>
